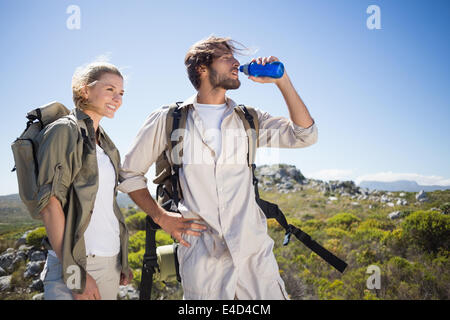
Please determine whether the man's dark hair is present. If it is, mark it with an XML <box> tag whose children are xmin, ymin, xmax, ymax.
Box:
<box><xmin>184</xmin><ymin>35</ymin><xmax>245</xmax><ymax>90</ymax></box>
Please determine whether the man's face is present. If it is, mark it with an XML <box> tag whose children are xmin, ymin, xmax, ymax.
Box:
<box><xmin>207</xmin><ymin>52</ymin><xmax>241</xmax><ymax>90</ymax></box>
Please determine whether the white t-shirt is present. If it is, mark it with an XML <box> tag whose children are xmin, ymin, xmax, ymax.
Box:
<box><xmin>194</xmin><ymin>102</ymin><xmax>227</xmax><ymax>160</ymax></box>
<box><xmin>83</xmin><ymin>144</ymin><xmax>120</xmax><ymax>257</ymax></box>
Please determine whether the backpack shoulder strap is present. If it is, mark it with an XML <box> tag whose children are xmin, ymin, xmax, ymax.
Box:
<box><xmin>26</xmin><ymin>101</ymin><xmax>70</xmax><ymax>127</ymax></box>
<box><xmin>165</xmin><ymin>102</ymin><xmax>188</xmax><ymax>167</ymax></box>
<box><xmin>234</xmin><ymin>105</ymin><xmax>259</xmax><ymax>166</ymax></box>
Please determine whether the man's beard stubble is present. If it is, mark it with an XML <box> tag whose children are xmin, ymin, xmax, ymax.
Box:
<box><xmin>208</xmin><ymin>67</ymin><xmax>241</xmax><ymax>90</ymax></box>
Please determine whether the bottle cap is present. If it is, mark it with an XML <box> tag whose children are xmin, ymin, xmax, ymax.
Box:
<box><xmin>239</xmin><ymin>64</ymin><xmax>249</xmax><ymax>75</ymax></box>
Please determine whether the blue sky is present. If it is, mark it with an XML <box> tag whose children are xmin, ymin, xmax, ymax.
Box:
<box><xmin>1</xmin><ymin>0</ymin><xmax>449</xmax><ymax>195</ymax></box>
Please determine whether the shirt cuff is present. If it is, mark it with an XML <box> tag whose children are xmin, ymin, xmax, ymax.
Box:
<box><xmin>292</xmin><ymin>119</ymin><xmax>316</xmax><ymax>135</ymax></box>
<box><xmin>117</xmin><ymin>175</ymin><xmax>148</xmax><ymax>194</ymax></box>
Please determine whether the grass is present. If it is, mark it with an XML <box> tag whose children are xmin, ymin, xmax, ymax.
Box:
<box><xmin>1</xmin><ymin>187</ymin><xmax>449</xmax><ymax>300</ymax></box>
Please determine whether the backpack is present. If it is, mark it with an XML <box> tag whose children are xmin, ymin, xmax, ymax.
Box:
<box><xmin>11</xmin><ymin>102</ymin><xmax>72</xmax><ymax>219</ymax></box>
<box><xmin>139</xmin><ymin>102</ymin><xmax>348</xmax><ymax>300</ymax></box>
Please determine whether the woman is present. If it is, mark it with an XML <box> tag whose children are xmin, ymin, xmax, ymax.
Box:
<box><xmin>38</xmin><ymin>61</ymin><xmax>132</xmax><ymax>300</ymax></box>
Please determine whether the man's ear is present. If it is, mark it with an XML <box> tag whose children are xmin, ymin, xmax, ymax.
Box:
<box><xmin>197</xmin><ymin>65</ymin><xmax>207</xmax><ymax>75</ymax></box>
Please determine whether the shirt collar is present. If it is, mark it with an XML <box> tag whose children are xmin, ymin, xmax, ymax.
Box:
<box><xmin>180</xmin><ymin>94</ymin><xmax>237</xmax><ymax>111</ymax></box>
<box><xmin>71</xmin><ymin>107</ymin><xmax>91</xmax><ymax>121</ymax></box>
<box><xmin>70</xmin><ymin>108</ymin><xmax>107</xmax><ymax>139</ymax></box>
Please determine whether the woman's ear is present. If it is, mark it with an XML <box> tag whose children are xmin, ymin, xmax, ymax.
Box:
<box><xmin>81</xmin><ymin>85</ymin><xmax>89</xmax><ymax>100</ymax></box>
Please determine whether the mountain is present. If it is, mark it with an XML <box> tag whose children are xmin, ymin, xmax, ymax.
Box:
<box><xmin>116</xmin><ymin>192</ymin><xmax>136</xmax><ymax>209</ymax></box>
<box><xmin>358</xmin><ymin>180</ymin><xmax>450</xmax><ymax>192</ymax></box>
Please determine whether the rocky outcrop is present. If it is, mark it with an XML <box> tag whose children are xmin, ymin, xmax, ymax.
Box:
<box><xmin>416</xmin><ymin>190</ymin><xmax>429</xmax><ymax>202</ymax></box>
<box><xmin>255</xmin><ymin>164</ymin><xmax>306</xmax><ymax>193</ymax></box>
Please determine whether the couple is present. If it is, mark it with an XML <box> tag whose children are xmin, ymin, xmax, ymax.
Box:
<box><xmin>38</xmin><ymin>36</ymin><xmax>318</xmax><ymax>300</ymax></box>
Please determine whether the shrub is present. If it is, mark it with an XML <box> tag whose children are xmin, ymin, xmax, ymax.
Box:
<box><xmin>327</xmin><ymin>213</ymin><xmax>361</xmax><ymax>230</ymax></box>
<box><xmin>129</xmin><ymin>231</ymin><xmax>146</xmax><ymax>253</ymax></box>
<box><xmin>302</xmin><ymin>219</ymin><xmax>325</xmax><ymax>229</ymax></box>
<box><xmin>324</xmin><ymin>227</ymin><xmax>351</xmax><ymax>239</ymax></box>
<box><xmin>440</xmin><ymin>202</ymin><xmax>450</xmax><ymax>215</ymax></box>
<box><xmin>26</xmin><ymin>227</ymin><xmax>47</xmax><ymax>248</ymax></box>
<box><xmin>354</xmin><ymin>226</ymin><xmax>388</xmax><ymax>242</ymax></box>
<box><xmin>128</xmin><ymin>230</ymin><xmax>174</xmax><ymax>255</ymax></box>
<box><xmin>128</xmin><ymin>249</ymin><xmax>144</xmax><ymax>269</ymax></box>
<box><xmin>358</xmin><ymin>219</ymin><xmax>394</xmax><ymax>231</ymax></box>
<box><xmin>402</xmin><ymin>210</ymin><xmax>450</xmax><ymax>252</ymax></box>
<box><xmin>382</xmin><ymin>228</ymin><xmax>408</xmax><ymax>256</ymax></box>
<box><xmin>156</xmin><ymin>230</ymin><xmax>174</xmax><ymax>246</ymax></box>
<box><xmin>125</xmin><ymin>212</ymin><xmax>147</xmax><ymax>231</ymax></box>
<box><xmin>267</xmin><ymin>218</ymin><xmax>282</xmax><ymax>231</ymax></box>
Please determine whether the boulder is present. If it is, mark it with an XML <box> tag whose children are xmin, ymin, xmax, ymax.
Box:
<box><xmin>24</xmin><ymin>261</ymin><xmax>45</xmax><ymax>279</ymax></box>
<box><xmin>29</xmin><ymin>279</ymin><xmax>44</xmax><ymax>292</ymax></box>
<box><xmin>15</xmin><ymin>230</ymin><xmax>32</xmax><ymax>248</ymax></box>
<box><xmin>0</xmin><ymin>252</ymin><xmax>15</xmax><ymax>272</ymax></box>
<box><xmin>416</xmin><ymin>190</ymin><xmax>428</xmax><ymax>202</ymax></box>
<box><xmin>0</xmin><ymin>275</ymin><xmax>12</xmax><ymax>292</ymax></box>
<box><xmin>32</xmin><ymin>293</ymin><xmax>45</xmax><ymax>300</ymax></box>
<box><xmin>388</xmin><ymin>211</ymin><xmax>404</xmax><ymax>220</ymax></box>
<box><xmin>30</xmin><ymin>251</ymin><xmax>46</xmax><ymax>262</ymax></box>
<box><xmin>118</xmin><ymin>285</ymin><xmax>139</xmax><ymax>300</ymax></box>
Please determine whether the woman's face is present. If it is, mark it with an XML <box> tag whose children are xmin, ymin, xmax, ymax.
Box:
<box><xmin>84</xmin><ymin>73</ymin><xmax>124</xmax><ymax>119</ymax></box>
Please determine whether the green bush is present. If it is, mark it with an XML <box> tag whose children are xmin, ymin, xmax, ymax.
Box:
<box><xmin>125</xmin><ymin>212</ymin><xmax>147</xmax><ymax>231</ymax></box>
<box><xmin>128</xmin><ymin>229</ymin><xmax>174</xmax><ymax>258</ymax></box>
<box><xmin>128</xmin><ymin>249</ymin><xmax>144</xmax><ymax>269</ymax></box>
<box><xmin>402</xmin><ymin>210</ymin><xmax>450</xmax><ymax>252</ymax></box>
<box><xmin>129</xmin><ymin>231</ymin><xmax>146</xmax><ymax>253</ymax></box>
<box><xmin>382</xmin><ymin>228</ymin><xmax>408</xmax><ymax>256</ymax></box>
<box><xmin>26</xmin><ymin>227</ymin><xmax>47</xmax><ymax>247</ymax></box>
<box><xmin>327</xmin><ymin>213</ymin><xmax>361</xmax><ymax>230</ymax></box>
<box><xmin>440</xmin><ymin>202</ymin><xmax>450</xmax><ymax>215</ymax></box>
<box><xmin>354</xmin><ymin>226</ymin><xmax>388</xmax><ymax>242</ymax></box>
<box><xmin>156</xmin><ymin>230</ymin><xmax>174</xmax><ymax>246</ymax></box>
<box><xmin>324</xmin><ymin>227</ymin><xmax>351</xmax><ymax>239</ymax></box>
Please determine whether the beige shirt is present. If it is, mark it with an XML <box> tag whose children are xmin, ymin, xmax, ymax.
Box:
<box><xmin>119</xmin><ymin>94</ymin><xmax>318</xmax><ymax>299</ymax></box>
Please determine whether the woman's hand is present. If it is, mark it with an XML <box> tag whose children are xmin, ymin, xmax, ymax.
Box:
<box><xmin>72</xmin><ymin>273</ymin><xmax>101</xmax><ymax>300</ymax></box>
<box><xmin>120</xmin><ymin>268</ymin><xmax>134</xmax><ymax>286</ymax></box>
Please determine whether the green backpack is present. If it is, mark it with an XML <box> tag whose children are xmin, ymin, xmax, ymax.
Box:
<box><xmin>11</xmin><ymin>102</ymin><xmax>71</xmax><ymax>219</ymax></box>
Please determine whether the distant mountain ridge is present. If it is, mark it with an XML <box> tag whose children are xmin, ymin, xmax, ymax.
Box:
<box><xmin>358</xmin><ymin>180</ymin><xmax>450</xmax><ymax>192</ymax></box>
<box><xmin>0</xmin><ymin>193</ymin><xmax>136</xmax><ymax>229</ymax></box>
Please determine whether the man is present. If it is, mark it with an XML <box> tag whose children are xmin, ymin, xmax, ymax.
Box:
<box><xmin>119</xmin><ymin>36</ymin><xmax>317</xmax><ymax>299</ymax></box>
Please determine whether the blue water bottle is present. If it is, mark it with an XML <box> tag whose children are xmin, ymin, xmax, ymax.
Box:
<box><xmin>239</xmin><ymin>61</ymin><xmax>285</xmax><ymax>79</ymax></box>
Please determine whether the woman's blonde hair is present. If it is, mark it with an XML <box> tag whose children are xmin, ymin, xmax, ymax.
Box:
<box><xmin>72</xmin><ymin>61</ymin><xmax>123</xmax><ymax>110</ymax></box>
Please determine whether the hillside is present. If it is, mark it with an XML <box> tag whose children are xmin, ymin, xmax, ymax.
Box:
<box><xmin>0</xmin><ymin>192</ymin><xmax>135</xmax><ymax>235</ymax></box>
<box><xmin>359</xmin><ymin>180</ymin><xmax>450</xmax><ymax>192</ymax></box>
<box><xmin>1</xmin><ymin>164</ymin><xmax>449</xmax><ymax>300</ymax></box>
<box><xmin>0</xmin><ymin>195</ymin><xmax>41</xmax><ymax>235</ymax></box>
